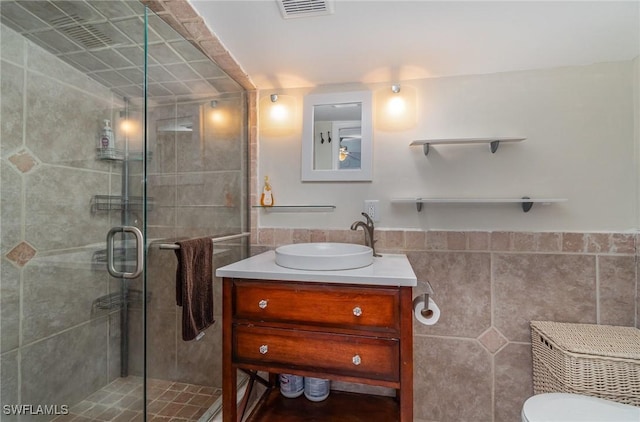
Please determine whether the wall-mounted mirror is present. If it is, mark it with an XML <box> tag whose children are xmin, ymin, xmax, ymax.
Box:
<box><xmin>301</xmin><ymin>91</ymin><xmax>373</xmax><ymax>181</ymax></box>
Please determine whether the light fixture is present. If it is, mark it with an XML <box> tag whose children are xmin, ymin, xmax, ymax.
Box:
<box><xmin>210</xmin><ymin>100</ymin><xmax>218</xmax><ymax>108</ymax></box>
<box><xmin>375</xmin><ymin>83</ymin><xmax>417</xmax><ymax>131</ymax></box>
<box><xmin>259</xmin><ymin>93</ymin><xmax>296</xmax><ymax>136</ymax></box>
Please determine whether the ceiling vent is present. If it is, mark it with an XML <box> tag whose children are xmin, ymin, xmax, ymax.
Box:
<box><xmin>277</xmin><ymin>0</ymin><xmax>335</xmax><ymax>19</ymax></box>
<box><xmin>50</xmin><ymin>15</ymin><xmax>114</xmax><ymax>50</ymax></box>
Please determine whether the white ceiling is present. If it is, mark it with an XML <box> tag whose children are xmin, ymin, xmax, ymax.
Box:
<box><xmin>189</xmin><ymin>1</ymin><xmax>640</xmax><ymax>90</ymax></box>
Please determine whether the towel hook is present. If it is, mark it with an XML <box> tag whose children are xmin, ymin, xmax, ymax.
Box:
<box><xmin>320</xmin><ymin>133</ymin><xmax>325</xmax><ymax>144</ymax></box>
<box><xmin>327</xmin><ymin>131</ymin><xmax>332</xmax><ymax>143</ymax></box>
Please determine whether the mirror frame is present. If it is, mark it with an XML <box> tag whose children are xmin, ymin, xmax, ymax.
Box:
<box><xmin>301</xmin><ymin>91</ymin><xmax>373</xmax><ymax>181</ymax></box>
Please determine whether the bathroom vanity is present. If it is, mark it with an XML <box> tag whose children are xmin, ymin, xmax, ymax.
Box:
<box><xmin>216</xmin><ymin>250</ymin><xmax>417</xmax><ymax>422</ymax></box>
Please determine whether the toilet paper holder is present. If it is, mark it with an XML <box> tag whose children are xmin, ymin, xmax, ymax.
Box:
<box><xmin>421</xmin><ymin>281</ymin><xmax>435</xmax><ymax>318</ymax></box>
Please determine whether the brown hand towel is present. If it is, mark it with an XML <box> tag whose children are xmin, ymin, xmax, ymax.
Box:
<box><xmin>175</xmin><ymin>237</ymin><xmax>215</xmax><ymax>341</ymax></box>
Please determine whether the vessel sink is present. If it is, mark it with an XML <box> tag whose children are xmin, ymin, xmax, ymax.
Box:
<box><xmin>275</xmin><ymin>242</ymin><xmax>374</xmax><ymax>271</ymax></box>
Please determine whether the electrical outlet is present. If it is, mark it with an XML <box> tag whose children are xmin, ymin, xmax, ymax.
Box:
<box><xmin>364</xmin><ymin>200</ymin><xmax>380</xmax><ymax>222</ymax></box>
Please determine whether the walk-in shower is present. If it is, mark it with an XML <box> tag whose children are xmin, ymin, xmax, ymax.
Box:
<box><xmin>0</xmin><ymin>1</ymin><xmax>248</xmax><ymax>420</ymax></box>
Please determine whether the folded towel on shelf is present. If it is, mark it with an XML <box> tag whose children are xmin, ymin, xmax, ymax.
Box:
<box><xmin>174</xmin><ymin>237</ymin><xmax>215</xmax><ymax>341</ymax></box>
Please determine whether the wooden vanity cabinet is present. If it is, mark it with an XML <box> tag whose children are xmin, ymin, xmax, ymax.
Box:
<box><xmin>222</xmin><ymin>277</ymin><xmax>413</xmax><ymax>422</ymax></box>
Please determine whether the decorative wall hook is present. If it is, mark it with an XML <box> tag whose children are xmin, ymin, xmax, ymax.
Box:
<box><xmin>327</xmin><ymin>131</ymin><xmax>332</xmax><ymax>143</ymax></box>
<box><xmin>320</xmin><ymin>133</ymin><xmax>325</xmax><ymax>144</ymax></box>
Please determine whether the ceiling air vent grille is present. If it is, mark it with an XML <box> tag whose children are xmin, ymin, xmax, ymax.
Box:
<box><xmin>50</xmin><ymin>15</ymin><xmax>114</xmax><ymax>50</ymax></box>
<box><xmin>277</xmin><ymin>0</ymin><xmax>334</xmax><ymax>19</ymax></box>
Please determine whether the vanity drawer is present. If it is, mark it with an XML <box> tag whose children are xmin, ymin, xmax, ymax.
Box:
<box><xmin>234</xmin><ymin>325</ymin><xmax>400</xmax><ymax>382</ymax></box>
<box><xmin>233</xmin><ymin>281</ymin><xmax>400</xmax><ymax>332</ymax></box>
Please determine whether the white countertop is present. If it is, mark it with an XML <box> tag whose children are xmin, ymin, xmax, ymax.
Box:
<box><xmin>215</xmin><ymin>250</ymin><xmax>417</xmax><ymax>287</ymax></box>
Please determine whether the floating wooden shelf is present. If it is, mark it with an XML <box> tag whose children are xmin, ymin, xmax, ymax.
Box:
<box><xmin>410</xmin><ymin>137</ymin><xmax>526</xmax><ymax>156</ymax></box>
<box><xmin>391</xmin><ymin>197</ymin><xmax>567</xmax><ymax>212</ymax></box>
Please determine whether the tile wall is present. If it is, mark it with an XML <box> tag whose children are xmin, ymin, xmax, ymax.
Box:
<box><xmin>251</xmin><ymin>227</ymin><xmax>638</xmax><ymax>422</ymax></box>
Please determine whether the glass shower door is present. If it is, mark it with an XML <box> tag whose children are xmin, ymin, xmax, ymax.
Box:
<box><xmin>2</xmin><ymin>1</ymin><xmax>248</xmax><ymax>420</ymax></box>
<box><xmin>0</xmin><ymin>1</ymin><xmax>149</xmax><ymax>419</ymax></box>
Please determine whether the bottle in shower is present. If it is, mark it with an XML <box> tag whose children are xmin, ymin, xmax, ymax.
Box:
<box><xmin>99</xmin><ymin>119</ymin><xmax>115</xmax><ymax>158</ymax></box>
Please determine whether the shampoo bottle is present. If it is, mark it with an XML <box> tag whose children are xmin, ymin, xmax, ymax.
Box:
<box><xmin>99</xmin><ymin>119</ymin><xmax>115</xmax><ymax>158</ymax></box>
<box><xmin>260</xmin><ymin>176</ymin><xmax>274</xmax><ymax>206</ymax></box>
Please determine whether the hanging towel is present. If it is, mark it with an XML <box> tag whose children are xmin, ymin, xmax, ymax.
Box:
<box><xmin>174</xmin><ymin>237</ymin><xmax>215</xmax><ymax>341</ymax></box>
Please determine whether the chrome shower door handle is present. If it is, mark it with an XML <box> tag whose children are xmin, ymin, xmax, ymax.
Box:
<box><xmin>106</xmin><ymin>226</ymin><xmax>144</xmax><ymax>279</ymax></box>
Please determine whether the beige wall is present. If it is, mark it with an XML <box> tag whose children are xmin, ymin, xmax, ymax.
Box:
<box><xmin>256</xmin><ymin>60</ymin><xmax>638</xmax><ymax>232</ymax></box>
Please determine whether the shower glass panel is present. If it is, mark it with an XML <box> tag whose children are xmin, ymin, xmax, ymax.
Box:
<box><xmin>0</xmin><ymin>1</ymin><xmax>248</xmax><ymax>421</ymax></box>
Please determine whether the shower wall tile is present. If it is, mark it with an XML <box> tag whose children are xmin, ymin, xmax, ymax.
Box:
<box><xmin>1</xmin><ymin>61</ymin><xmax>24</xmax><ymax>158</ymax></box>
<box><xmin>177</xmin><ymin>206</ymin><xmax>240</xmax><ymax>237</ymax></box>
<box><xmin>0</xmin><ymin>164</ymin><xmax>22</xmax><ymax>256</ymax></box>
<box><xmin>126</xmin><ymin>310</ymin><xmax>144</xmax><ymax>378</ymax></box>
<box><xmin>108</xmin><ymin>312</ymin><xmax>122</xmax><ymax>383</ymax></box>
<box><xmin>153</xmin><ymin>131</ymin><xmax>178</xmax><ymax>175</ymax></box>
<box><xmin>27</xmin><ymin>38</ymin><xmax>113</xmax><ymax>97</ymax></box>
<box><xmin>25</xmin><ymin>71</ymin><xmax>112</xmax><ymax>171</ymax></box>
<box><xmin>0</xmin><ymin>350</ymin><xmax>19</xmax><ymax>418</ymax></box>
<box><xmin>148</xmin><ymin>174</ymin><xmax>177</xmax><ymax>228</ymax></box>
<box><xmin>175</xmin><ymin>106</ymin><xmax>243</xmax><ymax>173</ymax></box>
<box><xmin>176</xmin><ymin>322</ymin><xmax>221</xmax><ymax>387</ymax></box>
<box><xmin>413</xmin><ymin>336</ymin><xmax>492</xmax><ymax>421</ymax></box>
<box><xmin>408</xmin><ymin>251</ymin><xmax>491</xmax><ymax>338</ymax></box>
<box><xmin>175</xmin><ymin>171</ymin><xmax>241</xmax><ymax>209</ymax></box>
<box><xmin>494</xmin><ymin>343</ymin><xmax>533</xmax><ymax>422</ymax></box>
<box><xmin>0</xmin><ymin>260</ymin><xmax>20</xmax><ymax>353</ymax></box>
<box><xmin>22</xmin><ymin>263</ymin><xmax>108</xmax><ymax>344</ymax></box>
<box><xmin>146</xmin><ymin>246</ymin><xmax>179</xmax><ymax>312</ymax></box>
<box><xmin>598</xmin><ymin>255</ymin><xmax>636</xmax><ymax>326</ymax></box>
<box><xmin>21</xmin><ymin>319</ymin><xmax>109</xmax><ymax>407</ymax></box>
<box><xmin>1</xmin><ymin>24</ymin><xmax>25</xmax><ymax>65</ymax></box>
<box><xmin>145</xmin><ymin>310</ymin><xmax>177</xmax><ymax>381</ymax></box>
<box><xmin>25</xmin><ymin>166</ymin><xmax>112</xmax><ymax>251</ymax></box>
<box><xmin>493</xmin><ymin>253</ymin><xmax>597</xmax><ymax>342</ymax></box>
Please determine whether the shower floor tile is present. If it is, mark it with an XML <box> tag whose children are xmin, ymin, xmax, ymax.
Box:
<box><xmin>54</xmin><ymin>377</ymin><xmax>221</xmax><ymax>422</ymax></box>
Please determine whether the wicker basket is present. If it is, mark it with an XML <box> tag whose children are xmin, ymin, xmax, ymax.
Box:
<box><xmin>531</xmin><ymin>321</ymin><xmax>640</xmax><ymax>406</ymax></box>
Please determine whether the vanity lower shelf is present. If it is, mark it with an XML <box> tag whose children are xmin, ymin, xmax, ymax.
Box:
<box><xmin>245</xmin><ymin>388</ymin><xmax>399</xmax><ymax>422</ymax></box>
<box><xmin>391</xmin><ymin>197</ymin><xmax>567</xmax><ymax>212</ymax></box>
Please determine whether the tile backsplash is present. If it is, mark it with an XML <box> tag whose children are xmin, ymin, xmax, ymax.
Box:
<box><xmin>251</xmin><ymin>228</ymin><xmax>638</xmax><ymax>422</ymax></box>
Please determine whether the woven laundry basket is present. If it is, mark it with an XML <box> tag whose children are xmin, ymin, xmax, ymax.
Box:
<box><xmin>530</xmin><ymin>321</ymin><xmax>640</xmax><ymax>406</ymax></box>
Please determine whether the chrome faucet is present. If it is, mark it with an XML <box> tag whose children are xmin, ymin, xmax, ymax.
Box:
<box><xmin>350</xmin><ymin>212</ymin><xmax>381</xmax><ymax>257</ymax></box>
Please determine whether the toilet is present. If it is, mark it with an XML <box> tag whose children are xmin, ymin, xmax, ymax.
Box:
<box><xmin>522</xmin><ymin>393</ymin><xmax>640</xmax><ymax>422</ymax></box>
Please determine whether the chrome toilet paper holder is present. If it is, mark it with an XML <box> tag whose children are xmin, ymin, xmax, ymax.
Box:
<box><xmin>421</xmin><ymin>281</ymin><xmax>435</xmax><ymax>318</ymax></box>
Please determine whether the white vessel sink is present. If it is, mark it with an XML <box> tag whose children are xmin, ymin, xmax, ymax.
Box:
<box><xmin>275</xmin><ymin>242</ymin><xmax>373</xmax><ymax>271</ymax></box>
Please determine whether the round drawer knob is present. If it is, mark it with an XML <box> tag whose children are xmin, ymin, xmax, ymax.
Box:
<box><xmin>259</xmin><ymin>345</ymin><xmax>268</xmax><ymax>354</ymax></box>
<box><xmin>258</xmin><ymin>300</ymin><xmax>268</xmax><ymax>309</ymax></box>
<box><xmin>353</xmin><ymin>306</ymin><xmax>362</xmax><ymax>317</ymax></box>
<box><xmin>352</xmin><ymin>354</ymin><xmax>362</xmax><ymax>366</ymax></box>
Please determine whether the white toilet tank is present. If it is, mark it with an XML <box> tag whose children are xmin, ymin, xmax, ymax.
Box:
<box><xmin>522</xmin><ymin>393</ymin><xmax>640</xmax><ymax>422</ymax></box>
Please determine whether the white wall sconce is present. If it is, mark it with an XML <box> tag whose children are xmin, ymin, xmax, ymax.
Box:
<box><xmin>259</xmin><ymin>92</ymin><xmax>297</xmax><ymax>136</ymax></box>
<box><xmin>375</xmin><ymin>83</ymin><xmax>417</xmax><ymax>131</ymax></box>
